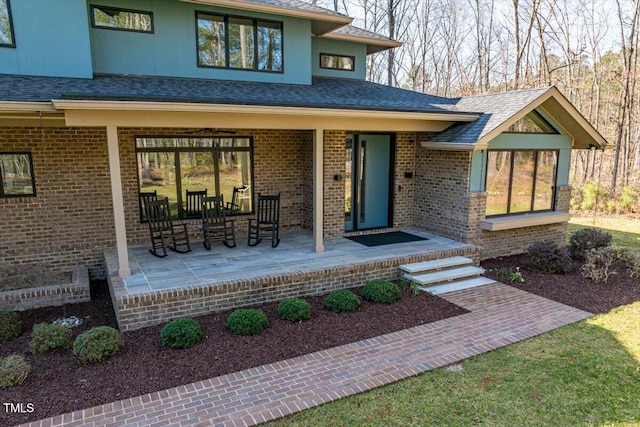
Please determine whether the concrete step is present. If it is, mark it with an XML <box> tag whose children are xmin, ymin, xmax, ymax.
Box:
<box><xmin>399</xmin><ymin>256</ymin><xmax>474</xmax><ymax>274</ymax></box>
<box><xmin>419</xmin><ymin>276</ymin><xmax>497</xmax><ymax>295</ymax></box>
<box><xmin>403</xmin><ymin>265</ymin><xmax>485</xmax><ymax>286</ymax></box>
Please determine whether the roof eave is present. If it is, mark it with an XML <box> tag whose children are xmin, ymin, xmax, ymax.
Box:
<box><xmin>0</xmin><ymin>101</ymin><xmax>57</xmax><ymax>112</ymax></box>
<box><xmin>181</xmin><ymin>0</ymin><xmax>353</xmax><ymax>35</ymax></box>
<box><xmin>52</xmin><ymin>99</ymin><xmax>479</xmax><ymax>122</ymax></box>
<box><xmin>321</xmin><ymin>32</ymin><xmax>402</xmax><ymax>54</ymax></box>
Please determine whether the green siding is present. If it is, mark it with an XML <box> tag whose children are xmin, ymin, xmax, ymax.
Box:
<box><xmin>312</xmin><ymin>38</ymin><xmax>366</xmax><ymax>80</ymax></box>
<box><xmin>89</xmin><ymin>0</ymin><xmax>312</xmax><ymax>84</ymax></box>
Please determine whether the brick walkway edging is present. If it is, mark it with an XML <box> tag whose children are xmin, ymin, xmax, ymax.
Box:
<box><xmin>16</xmin><ymin>284</ymin><xmax>591</xmax><ymax>427</ymax></box>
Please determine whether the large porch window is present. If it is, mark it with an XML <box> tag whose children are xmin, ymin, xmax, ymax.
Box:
<box><xmin>485</xmin><ymin>150</ymin><xmax>558</xmax><ymax>216</ymax></box>
<box><xmin>136</xmin><ymin>137</ymin><xmax>253</xmax><ymax>220</ymax></box>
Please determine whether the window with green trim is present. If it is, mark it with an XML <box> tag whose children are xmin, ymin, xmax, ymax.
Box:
<box><xmin>485</xmin><ymin>150</ymin><xmax>558</xmax><ymax>216</ymax></box>
<box><xmin>0</xmin><ymin>153</ymin><xmax>36</xmax><ymax>197</ymax></box>
<box><xmin>136</xmin><ymin>137</ymin><xmax>253</xmax><ymax>220</ymax></box>
<box><xmin>197</xmin><ymin>12</ymin><xmax>283</xmax><ymax>72</ymax></box>
<box><xmin>91</xmin><ymin>5</ymin><xmax>154</xmax><ymax>33</ymax></box>
<box><xmin>0</xmin><ymin>0</ymin><xmax>15</xmax><ymax>47</ymax></box>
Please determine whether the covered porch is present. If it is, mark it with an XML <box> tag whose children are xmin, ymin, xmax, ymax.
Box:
<box><xmin>105</xmin><ymin>229</ymin><xmax>477</xmax><ymax>330</ymax></box>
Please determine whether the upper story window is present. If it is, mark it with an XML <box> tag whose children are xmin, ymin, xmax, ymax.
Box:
<box><xmin>485</xmin><ymin>150</ymin><xmax>558</xmax><ymax>217</ymax></box>
<box><xmin>0</xmin><ymin>0</ymin><xmax>15</xmax><ymax>47</ymax></box>
<box><xmin>91</xmin><ymin>5</ymin><xmax>154</xmax><ymax>33</ymax></box>
<box><xmin>0</xmin><ymin>152</ymin><xmax>36</xmax><ymax>198</ymax></box>
<box><xmin>320</xmin><ymin>53</ymin><xmax>355</xmax><ymax>71</ymax></box>
<box><xmin>197</xmin><ymin>12</ymin><xmax>283</xmax><ymax>73</ymax></box>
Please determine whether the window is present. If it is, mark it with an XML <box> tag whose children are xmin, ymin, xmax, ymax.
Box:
<box><xmin>320</xmin><ymin>53</ymin><xmax>355</xmax><ymax>71</ymax></box>
<box><xmin>136</xmin><ymin>137</ymin><xmax>253</xmax><ymax>220</ymax></box>
<box><xmin>0</xmin><ymin>0</ymin><xmax>15</xmax><ymax>47</ymax></box>
<box><xmin>0</xmin><ymin>153</ymin><xmax>36</xmax><ymax>197</ymax></box>
<box><xmin>91</xmin><ymin>5</ymin><xmax>153</xmax><ymax>33</ymax></box>
<box><xmin>485</xmin><ymin>150</ymin><xmax>558</xmax><ymax>216</ymax></box>
<box><xmin>197</xmin><ymin>12</ymin><xmax>283</xmax><ymax>72</ymax></box>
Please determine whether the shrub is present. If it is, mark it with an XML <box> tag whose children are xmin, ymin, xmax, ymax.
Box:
<box><xmin>525</xmin><ymin>241</ymin><xmax>574</xmax><ymax>274</ymax></box>
<box><xmin>0</xmin><ymin>355</ymin><xmax>31</xmax><ymax>388</ymax></box>
<box><xmin>160</xmin><ymin>318</ymin><xmax>203</xmax><ymax>349</ymax></box>
<box><xmin>323</xmin><ymin>290</ymin><xmax>361</xmax><ymax>313</ymax></box>
<box><xmin>360</xmin><ymin>280</ymin><xmax>402</xmax><ymax>304</ymax></box>
<box><xmin>569</xmin><ymin>228</ymin><xmax>613</xmax><ymax>260</ymax></box>
<box><xmin>73</xmin><ymin>326</ymin><xmax>124</xmax><ymax>363</ymax></box>
<box><xmin>227</xmin><ymin>309</ymin><xmax>269</xmax><ymax>335</ymax></box>
<box><xmin>581</xmin><ymin>247</ymin><xmax>622</xmax><ymax>283</ymax></box>
<box><xmin>0</xmin><ymin>309</ymin><xmax>21</xmax><ymax>343</ymax></box>
<box><xmin>495</xmin><ymin>267</ymin><xmax>525</xmax><ymax>283</ymax></box>
<box><xmin>277</xmin><ymin>298</ymin><xmax>312</xmax><ymax>322</ymax></box>
<box><xmin>28</xmin><ymin>322</ymin><xmax>73</xmax><ymax>354</ymax></box>
<box><xmin>619</xmin><ymin>186</ymin><xmax>639</xmax><ymax>212</ymax></box>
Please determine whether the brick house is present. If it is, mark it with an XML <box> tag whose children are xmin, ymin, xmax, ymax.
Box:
<box><xmin>0</xmin><ymin>1</ymin><xmax>605</xmax><ymax>327</ymax></box>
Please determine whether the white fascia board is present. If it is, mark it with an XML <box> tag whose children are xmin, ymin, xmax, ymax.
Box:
<box><xmin>321</xmin><ymin>32</ymin><xmax>402</xmax><ymax>51</ymax></box>
<box><xmin>0</xmin><ymin>101</ymin><xmax>56</xmax><ymax>112</ymax></box>
<box><xmin>420</xmin><ymin>142</ymin><xmax>488</xmax><ymax>151</ymax></box>
<box><xmin>52</xmin><ymin>100</ymin><xmax>479</xmax><ymax>122</ymax></box>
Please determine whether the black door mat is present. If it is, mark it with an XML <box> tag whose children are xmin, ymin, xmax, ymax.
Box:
<box><xmin>345</xmin><ymin>231</ymin><xmax>428</xmax><ymax>247</ymax></box>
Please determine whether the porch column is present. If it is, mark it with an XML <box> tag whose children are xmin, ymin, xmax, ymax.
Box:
<box><xmin>313</xmin><ymin>128</ymin><xmax>325</xmax><ymax>253</ymax></box>
<box><xmin>106</xmin><ymin>126</ymin><xmax>131</xmax><ymax>277</ymax></box>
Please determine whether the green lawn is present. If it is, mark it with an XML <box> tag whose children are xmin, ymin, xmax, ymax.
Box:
<box><xmin>276</xmin><ymin>216</ymin><xmax>640</xmax><ymax>427</ymax></box>
<box><xmin>568</xmin><ymin>215</ymin><xmax>640</xmax><ymax>256</ymax></box>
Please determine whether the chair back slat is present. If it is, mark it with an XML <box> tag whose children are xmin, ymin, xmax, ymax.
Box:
<box><xmin>202</xmin><ymin>195</ymin><xmax>226</xmax><ymax>226</ymax></box>
<box><xmin>256</xmin><ymin>194</ymin><xmax>280</xmax><ymax>224</ymax></box>
<box><xmin>185</xmin><ymin>189</ymin><xmax>207</xmax><ymax>218</ymax></box>
<box><xmin>145</xmin><ymin>197</ymin><xmax>173</xmax><ymax>231</ymax></box>
<box><xmin>139</xmin><ymin>190</ymin><xmax>158</xmax><ymax>221</ymax></box>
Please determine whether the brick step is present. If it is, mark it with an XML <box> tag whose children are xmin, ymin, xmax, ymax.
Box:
<box><xmin>419</xmin><ymin>276</ymin><xmax>497</xmax><ymax>295</ymax></box>
<box><xmin>403</xmin><ymin>265</ymin><xmax>485</xmax><ymax>286</ymax></box>
<box><xmin>399</xmin><ymin>256</ymin><xmax>474</xmax><ymax>275</ymax></box>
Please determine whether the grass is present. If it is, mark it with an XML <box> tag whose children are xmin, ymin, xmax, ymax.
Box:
<box><xmin>568</xmin><ymin>215</ymin><xmax>640</xmax><ymax>256</ymax></box>
<box><xmin>275</xmin><ymin>215</ymin><xmax>640</xmax><ymax>427</ymax></box>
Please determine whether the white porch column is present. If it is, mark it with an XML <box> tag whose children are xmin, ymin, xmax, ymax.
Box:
<box><xmin>313</xmin><ymin>128</ymin><xmax>325</xmax><ymax>253</ymax></box>
<box><xmin>106</xmin><ymin>126</ymin><xmax>131</xmax><ymax>277</ymax></box>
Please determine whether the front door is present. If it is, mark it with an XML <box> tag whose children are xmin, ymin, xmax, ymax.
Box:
<box><xmin>345</xmin><ymin>134</ymin><xmax>393</xmax><ymax>231</ymax></box>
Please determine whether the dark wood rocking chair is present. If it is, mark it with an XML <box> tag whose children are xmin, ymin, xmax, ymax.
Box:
<box><xmin>202</xmin><ymin>195</ymin><xmax>236</xmax><ymax>249</ymax></box>
<box><xmin>144</xmin><ymin>197</ymin><xmax>191</xmax><ymax>258</ymax></box>
<box><xmin>247</xmin><ymin>193</ymin><xmax>281</xmax><ymax>248</ymax></box>
<box><xmin>139</xmin><ymin>190</ymin><xmax>158</xmax><ymax>222</ymax></box>
<box><xmin>184</xmin><ymin>189</ymin><xmax>207</xmax><ymax>219</ymax></box>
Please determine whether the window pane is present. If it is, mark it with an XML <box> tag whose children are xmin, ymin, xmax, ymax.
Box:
<box><xmin>509</xmin><ymin>151</ymin><xmax>536</xmax><ymax>213</ymax></box>
<box><xmin>229</xmin><ymin>17</ymin><xmax>255</xmax><ymax>69</ymax></box>
<box><xmin>197</xmin><ymin>13</ymin><xmax>226</xmax><ymax>67</ymax></box>
<box><xmin>534</xmin><ymin>151</ymin><xmax>558</xmax><ymax>211</ymax></box>
<box><xmin>0</xmin><ymin>0</ymin><xmax>13</xmax><ymax>45</ymax></box>
<box><xmin>485</xmin><ymin>151</ymin><xmax>511</xmax><ymax>216</ymax></box>
<box><xmin>219</xmin><ymin>151</ymin><xmax>252</xmax><ymax>214</ymax></box>
<box><xmin>320</xmin><ymin>54</ymin><xmax>355</xmax><ymax>71</ymax></box>
<box><xmin>1</xmin><ymin>153</ymin><xmax>35</xmax><ymax>196</ymax></box>
<box><xmin>92</xmin><ymin>6</ymin><xmax>153</xmax><ymax>33</ymax></box>
<box><xmin>180</xmin><ymin>152</ymin><xmax>216</xmax><ymax>218</ymax></box>
<box><xmin>137</xmin><ymin>152</ymin><xmax>178</xmax><ymax>216</ymax></box>
<box><xmin>257</xmin><ymin>21</ymin><xmax>282</xmax><ymax>71</ymax></box>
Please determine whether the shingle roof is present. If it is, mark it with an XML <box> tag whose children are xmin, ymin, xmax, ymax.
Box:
<box><xmin>0</xmin><ymin>74</ymin><xmax>466</xmax><ymax>115</ymax></box>
<box><xmin>231</xmin><ymin>0</ymin><xmax>348</xmax><ymax>17</ymax></box>
<box><xmin>429</xmin><ymin>87</ymin><xmax>551</xmax><ymax>144</ymax></box>
<box><xmin>323</xmin><ymin>25</ymin><xmax>401</xmax><ymax>54</ymax></box>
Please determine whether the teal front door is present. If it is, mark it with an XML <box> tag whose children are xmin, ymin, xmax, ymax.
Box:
<box><xmin>345</xmin><ymin>134</ymin><xmax>393</xmax><ymax>231</ymax></box>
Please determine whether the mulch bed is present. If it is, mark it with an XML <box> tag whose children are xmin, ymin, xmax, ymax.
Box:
<box><xmin>0</xmin><ymin>282</ymin><xmax>467</xmax><ymax>426</ymax></box>
<box><xmin>482</xmin><ymin>254</ymin><xmax>640</xmax><ymax>314</ymax></box>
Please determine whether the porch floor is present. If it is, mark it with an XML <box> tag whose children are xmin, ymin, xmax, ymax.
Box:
<box><xmin>122</xmin><ymin>229</ymin><xmax>473</xmax><ymax>294</ymax></box>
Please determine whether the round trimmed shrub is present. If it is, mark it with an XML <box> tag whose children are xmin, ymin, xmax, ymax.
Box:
<box><xmin>569</xmin><ymin>228</ymin><xmax>613</xmax><ymax>260</ymax></box>
<box><xmin>360</xmin><ymin>280</ymin><xmax>402</xmax><ymax>304</ymax></box>
<box><xmin>0</xmin><ymin>309</ymin><xmax>21</xmax><ymax>344</ymax></box>
<box><xmin>28</xmin><ymin>322</ymin><xmax>73</xmax><ymax>354</ymax></box>
<box><xmin>73</xmin><ymin>326</ymin><xmax>124</xmax><ymax>363</ymax></box>
<box><xmin>160</xmin><ymin>318</ymin><xmax>203</xmax><ymax>349</ymax></box>
<box><xmin>277</xmin><ymin>298</ymin><xmax>312</xmax><ymax>322</ymax></box>
<box><xmin>227</xmin><ymin>309</ymin><xmax>269</xmax><ymax>335</ymax></box>
<box><xmin>323</xmin><ymin>290</ymin><xmax>361</xmax><ymax>313</ymax></box>
<box><xmin>0</xmin><ymin>355</ymin><xmax>31</xmax><ymax>389</ymax></box>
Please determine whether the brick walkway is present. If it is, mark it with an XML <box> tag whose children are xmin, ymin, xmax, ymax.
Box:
<box><xmin>17</xmin><ymin>283</ymin><xmax>591</xmax><ymax>427</ymax></box>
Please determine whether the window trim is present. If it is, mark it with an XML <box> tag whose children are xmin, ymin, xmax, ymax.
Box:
<box><xmin>484</xmin><ymin>149</ymin><xmax>559</xmax><ymax>218</ymax></box>
<box><xmin>0</xmin><ymin>152</ymin><xmax>36</xmax><ymax>198</ymax></box>
<box><xmin>195</xmin><ymin>11</ymin><xmax>284</xmax><ymax>74</ymax></box>
<box><xmin>135</xmin><ymin>135</ymin><xmax>255</xmax><ymax>221</ymax></box>
<box><xmin>319</xmin><ymin>52</ymin><xmax>355</xmax><ymax>72</ymax></box>
<box><xmin>90</xmin><ymin>5</ymin><xmax>154</xmax><ymax>34</ymax></box>
<box><xmin>0</xmin><ymin>0</ymin><xmax>16</xmax><ymax>48</ymax></box>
